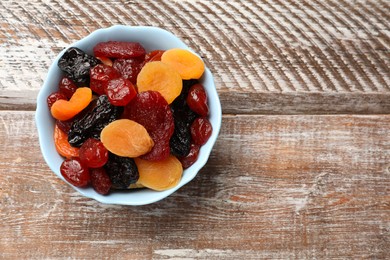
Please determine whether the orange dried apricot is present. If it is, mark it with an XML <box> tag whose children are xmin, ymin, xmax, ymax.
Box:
<box><xmin>54</xmin><ymin>124</ymin><xmax>79</xmax><ymax>158</ymax></box>
<box><xmin>51</xmin><ymin>87</ymin><xmax>92</xmax><ymax>121</ymax></box>
<box><xmin>161</xmin><ymin>48</ymin><xmax>205</xmax><ymax>80</ymax></box>
<box><xmin>135</xmin><ymin>155</ymin><xmax>183</xmax><ymax>191</ymax></box>
<box><xmin>100</xmin><ymin>119</ymin><xmax>154</xmax><ymax>158</ymax></box>
<box><xmin>136</xmin><ymin>61</ymin><xmax>182</xmax><ymax>104</ymax></box>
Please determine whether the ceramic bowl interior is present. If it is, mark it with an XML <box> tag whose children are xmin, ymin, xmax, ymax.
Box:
<box><xmin>36</xmin><ymin>25</ymin><xmax>222</xmax><ymax>205</ymax></box>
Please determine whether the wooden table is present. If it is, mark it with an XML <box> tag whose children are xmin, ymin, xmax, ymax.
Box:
<box><xmin>1</xmin><ymin>0</ymin><xmax>389</xmax><ymax>259</ymax></box>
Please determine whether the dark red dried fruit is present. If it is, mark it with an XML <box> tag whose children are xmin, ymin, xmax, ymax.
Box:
<box><xmin>105</xmin><ymin>77</ymin><xmax>137</xmax><ymax>106</ymax></box>
<box><xmin>47</xmin><ymin>92</ymin><xmax>67</xmax><ymax>109</ymax></box>
<box><xmin>113</xmin><ymin>58</ymin><xmax>143</xmax><ymax>84</ymax></box>
<box><xmin>123</xmin><ymin>91</ymin><xmax>174</xmax><ymax>161</ymax></box>
<box><xmin>190</xmin><ymin>117</ymin><xmax>212</xmax><ymax>145</ymax></box>
<box><xmin>90</xmin><ymin>168</ymin><xmax>112</xmax><ymax>195</ymax></box>
<box><xmin>60</xmin><ymin>157</ymin><xmax>90</xmax><ymax>187</ymax></box>
<box><xmin>144</xmin><ymin>50</ymin><xmax>165</xmax><ymax>63</ymax></box>
<box><xmin>179</xmin><ymin>143</ymin><xmax>200</xmax><ymax>169</ymax></box>
<box><xmin>90</xmin><ymin>64</ymin><xmax>121</xmax><ymax>95</ymax></box>
<box><xmin>93</xmin><ymin>41</ymin><xmax>146</xmax><ymax>59</ymax></box>
<box><xmin>58</xmin><ymin>77</ymin><xmax>78</xmax><ymax>99</ymax></box>
<box><xmin>56</xmin><ymin>119</ymin><xmax>73</xmax><ymax>134</ymax></box>
<box><xmin>187</xmin><ymin>83</ymin><xmax>209</xmax><ymax>116</ymax></box>
<box><xmin>79</xmin><ymin>138</ymin><xmax>109</xmax><ymax>168</ymax></box>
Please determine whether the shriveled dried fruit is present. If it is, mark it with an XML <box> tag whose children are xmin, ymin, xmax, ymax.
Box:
<box><xmin>68</xmin><ymin>95</ymin><xmax>123</xmax><ymax>147</ymax></box>
<box><xmin>90</xmin><ymin>168</ymin><xmax>112</xmax><ymax>195</ymax></box>
<box><xmin>178</xmin><ymin>143</ymin><xmax>200</xmax><ymax>169</ymax></box>
<box><xmin>105</xmin><ymin>153</ymin><xmax>139</xmax><ymax>189</ymax></box>
<box><xmin>56</xmin><ymin>119</ymin><xmax>73</xmax><ymax>134</ymax></box>
<box><xmin>123</xmin><ymin>91</ymin><xmax>174</xmax><ymax>161</ymax></box>
<box><xmin>60</xmin><ymin>157</ymin><xmax>90</xmax><ymax>187</ymax></box>
<box><xmin>105</xmin><ymin>77</ymin><xmax>137</xmax><ymax>106</ymax></box>
<box><xmin>93</xmin><ymin>41</ymin><xmax>146</xmax><ymax>59</ymax></box>
<box><xmin>135</xmin><ymin>155</ymin><xmax>183</xmax><ymax>191</ymax></box>
<box><xmin>47</xmin><ymin>92</ymin><xmax>67</xmax><ymax>109</ymax></box>
<box><xmin>90</xmin><ymin>64</ymin><xmax>120</xmax><ymax>95</ymax></box>
<box><xmin>113</xmin><ymin>58</ymin><xmax>144</xmax><ymax>84</ymax></box>
<box><xmin>100</xmin><ymin>119</ymin><xmax>154</xmax><ymax>158</ymax></box>
<box><xmin>58</xmin><ymin>47</ymin><xmax>100</xmax><ymax>86</ymax></box>
<box><xmin>170</xmin><ymin>80</ymin><xmax>198</xmax><ymax>157</ymax></box>
<box><xmin>187</xmin><ymin>83</ymin><xmax>209</xmax><ymax>116</ymax></box>
<box><xmin>190</xmin><ymin>117</ymin><xmax>212</xmax><ymax>145</ymax></box>
<box><xmin>170</xmin><ymin>118</ymin><xmax>191</xmax><ymax>157</ymax></box>
<box><xmin>79</xmin><ymin>138</ymin><xmax>108</xmax><ymax>168</ymax></box>
<box><xmin>58</xmin><ymin>77</ymin><xmax>78</xmax><ymax>99</ymax></box>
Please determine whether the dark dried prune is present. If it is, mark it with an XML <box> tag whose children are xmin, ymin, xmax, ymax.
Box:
<box><xmin>68</xmin><ymin>95</ymin><xmax>123</xmax><ymax>147</ymax></box>
<box><xmin>170</xmin><ymin>117</ymin><xmax>191</xmax><ymax>157</ymax></box>
<box><xmin>170</xmin><ymin>80</ymin><xmax>199</xmax><ymax>156</ymax></box>
<box><xmin>104</xmin><ymin>153</ymin><xmax>139</xmax><ymax>189</ymax></box>
<box><xmin>58</xmin><ymin>47</ymin><xmax>100</xmax><ymax>86</ymax></box>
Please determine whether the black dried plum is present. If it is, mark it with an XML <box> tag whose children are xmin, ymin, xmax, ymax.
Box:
<box><xmin>68</xmin><ymin>95</ymin><xmax>123</xmax><ymax>147</ymax></box>
<box><xmin>104</xmin><ymin>153</ymin><xmax>139</xmax><ymax>189</ymax></box>
<box><xmin>170</xmin><ymin>79</ymin><xmax>199</xmax><ymax>157</ymax></box>
<box><xmin>170</xmin><ymin>117</ymin><xmax>191</xmax><ymax>157</ymax></box>
<box><xmin>58</xmin><ymin>47</ymin><xmax>100</xmax><ymax>86</ymax></box>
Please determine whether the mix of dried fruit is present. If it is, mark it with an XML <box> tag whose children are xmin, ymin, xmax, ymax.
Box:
<box><xmin>47</xmin><ymin>41</ymin><xmax>212</xmax><ymax>195</ymax></box>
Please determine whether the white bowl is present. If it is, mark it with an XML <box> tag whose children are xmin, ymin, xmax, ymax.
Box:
<box><xmin>35</xmin><ymin>25</ymin><xmax>222</xmax><ymax>205</ymax></box>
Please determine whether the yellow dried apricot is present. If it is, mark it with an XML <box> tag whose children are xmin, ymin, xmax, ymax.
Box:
<box><xmin>51</xmin><ymin>87</ymin><xmax>92</xmax><ymax>121</ymax></box>
<box><xmin>100</xmin><ymin>119</ymin><xmax>154</xmax><ymax>158</ymax></box>
<box><xmin>161</xmin><ymin>48</ymin><xmax>205</xmax><ymax>80</ymax></box>
<box><xmin>135</xmin><ymin>155</ymin><xmax>183</xmax><ymax>191</ymax></box>
<box><xmin>136</xmin><ymin>61</ymin><xmax>182</xmax><ymax>104</ymax></box>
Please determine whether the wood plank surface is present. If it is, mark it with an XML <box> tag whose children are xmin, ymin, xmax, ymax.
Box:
<box><xmin>0</xmin><ymin>0</ymin><xmax>389</xmax><ymax>113</ymax></box>
<box><xmin>1</xmin><ymin>0</ymin><xmax>389</xmax><ymax>259</ymax></box>
<box><xmin>0</xmin><ymin>112</ymin><xmax>389</xmax><ymax>259</ymax></box>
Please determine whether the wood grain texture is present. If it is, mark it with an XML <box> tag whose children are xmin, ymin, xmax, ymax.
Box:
<box><xmin>0</xmin><ymin>0</ymin><xmax>389</xmax><ymax>113</ymax></box>
<box><xmin>0</xmin><ymin>112</ymin><xmax>389</xmax><ymax>259</ymax></box>
<box><xmin>1</xmin><ymin>0</ymin><xmax>389</xmax><ymax>259</ymax></box>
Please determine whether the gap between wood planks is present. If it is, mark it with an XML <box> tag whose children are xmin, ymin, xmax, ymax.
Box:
<box><xmin>1</xmin><ymin>90</ymin><xmax>390</xmax><ymax>115</ymax></box>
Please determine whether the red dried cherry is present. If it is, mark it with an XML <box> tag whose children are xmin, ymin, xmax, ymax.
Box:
<box><xmin>190</xmin><ymin>117</ymin><xmax>212</xmax><ymax>145</ymax></box>
<box><xmin>179</xmin><ymin>143</ymin><xmax>200</xmax><ymax>169</ymax></box>
<box><xmin>187</xmin><ymin>83</ymin><xmax>209</xmax><ymax>116</ymax></box>
<box><xmin>105</xmin><ymin>77</ymin><xmax>137</xmax><ymax>106</ymax></box>
<box><xmin>47</xmin><ymin>92</ymin><xmax>67</xmax><ymax>109</ymax></box>
<box><xmin>56</xmin><ymin>119</ymin><xmax>73</xmax><ymax>134</ymax></box>
<box><xmin>90</xmin><ymin>168</ymin><xmax>112</xmax><ymax>195</ymax></box>
<box><xmin>60</xmin><ymin>157</ymin><xmax>90</xmax><ymax>187</ymax></box>
<box><xmin>59</xmin><ymin>77</ymin><xmax>78</xmax><ymax>99</ymax></box>
<box><xmin>79</xmin><ymin>138</ymin><xmax>109</xmax><ymax>168</ymax></box>
<box><xmin>90</xmin><ymin>64</ymin><xmax>121</xmax><ymax>95</ymax></box>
